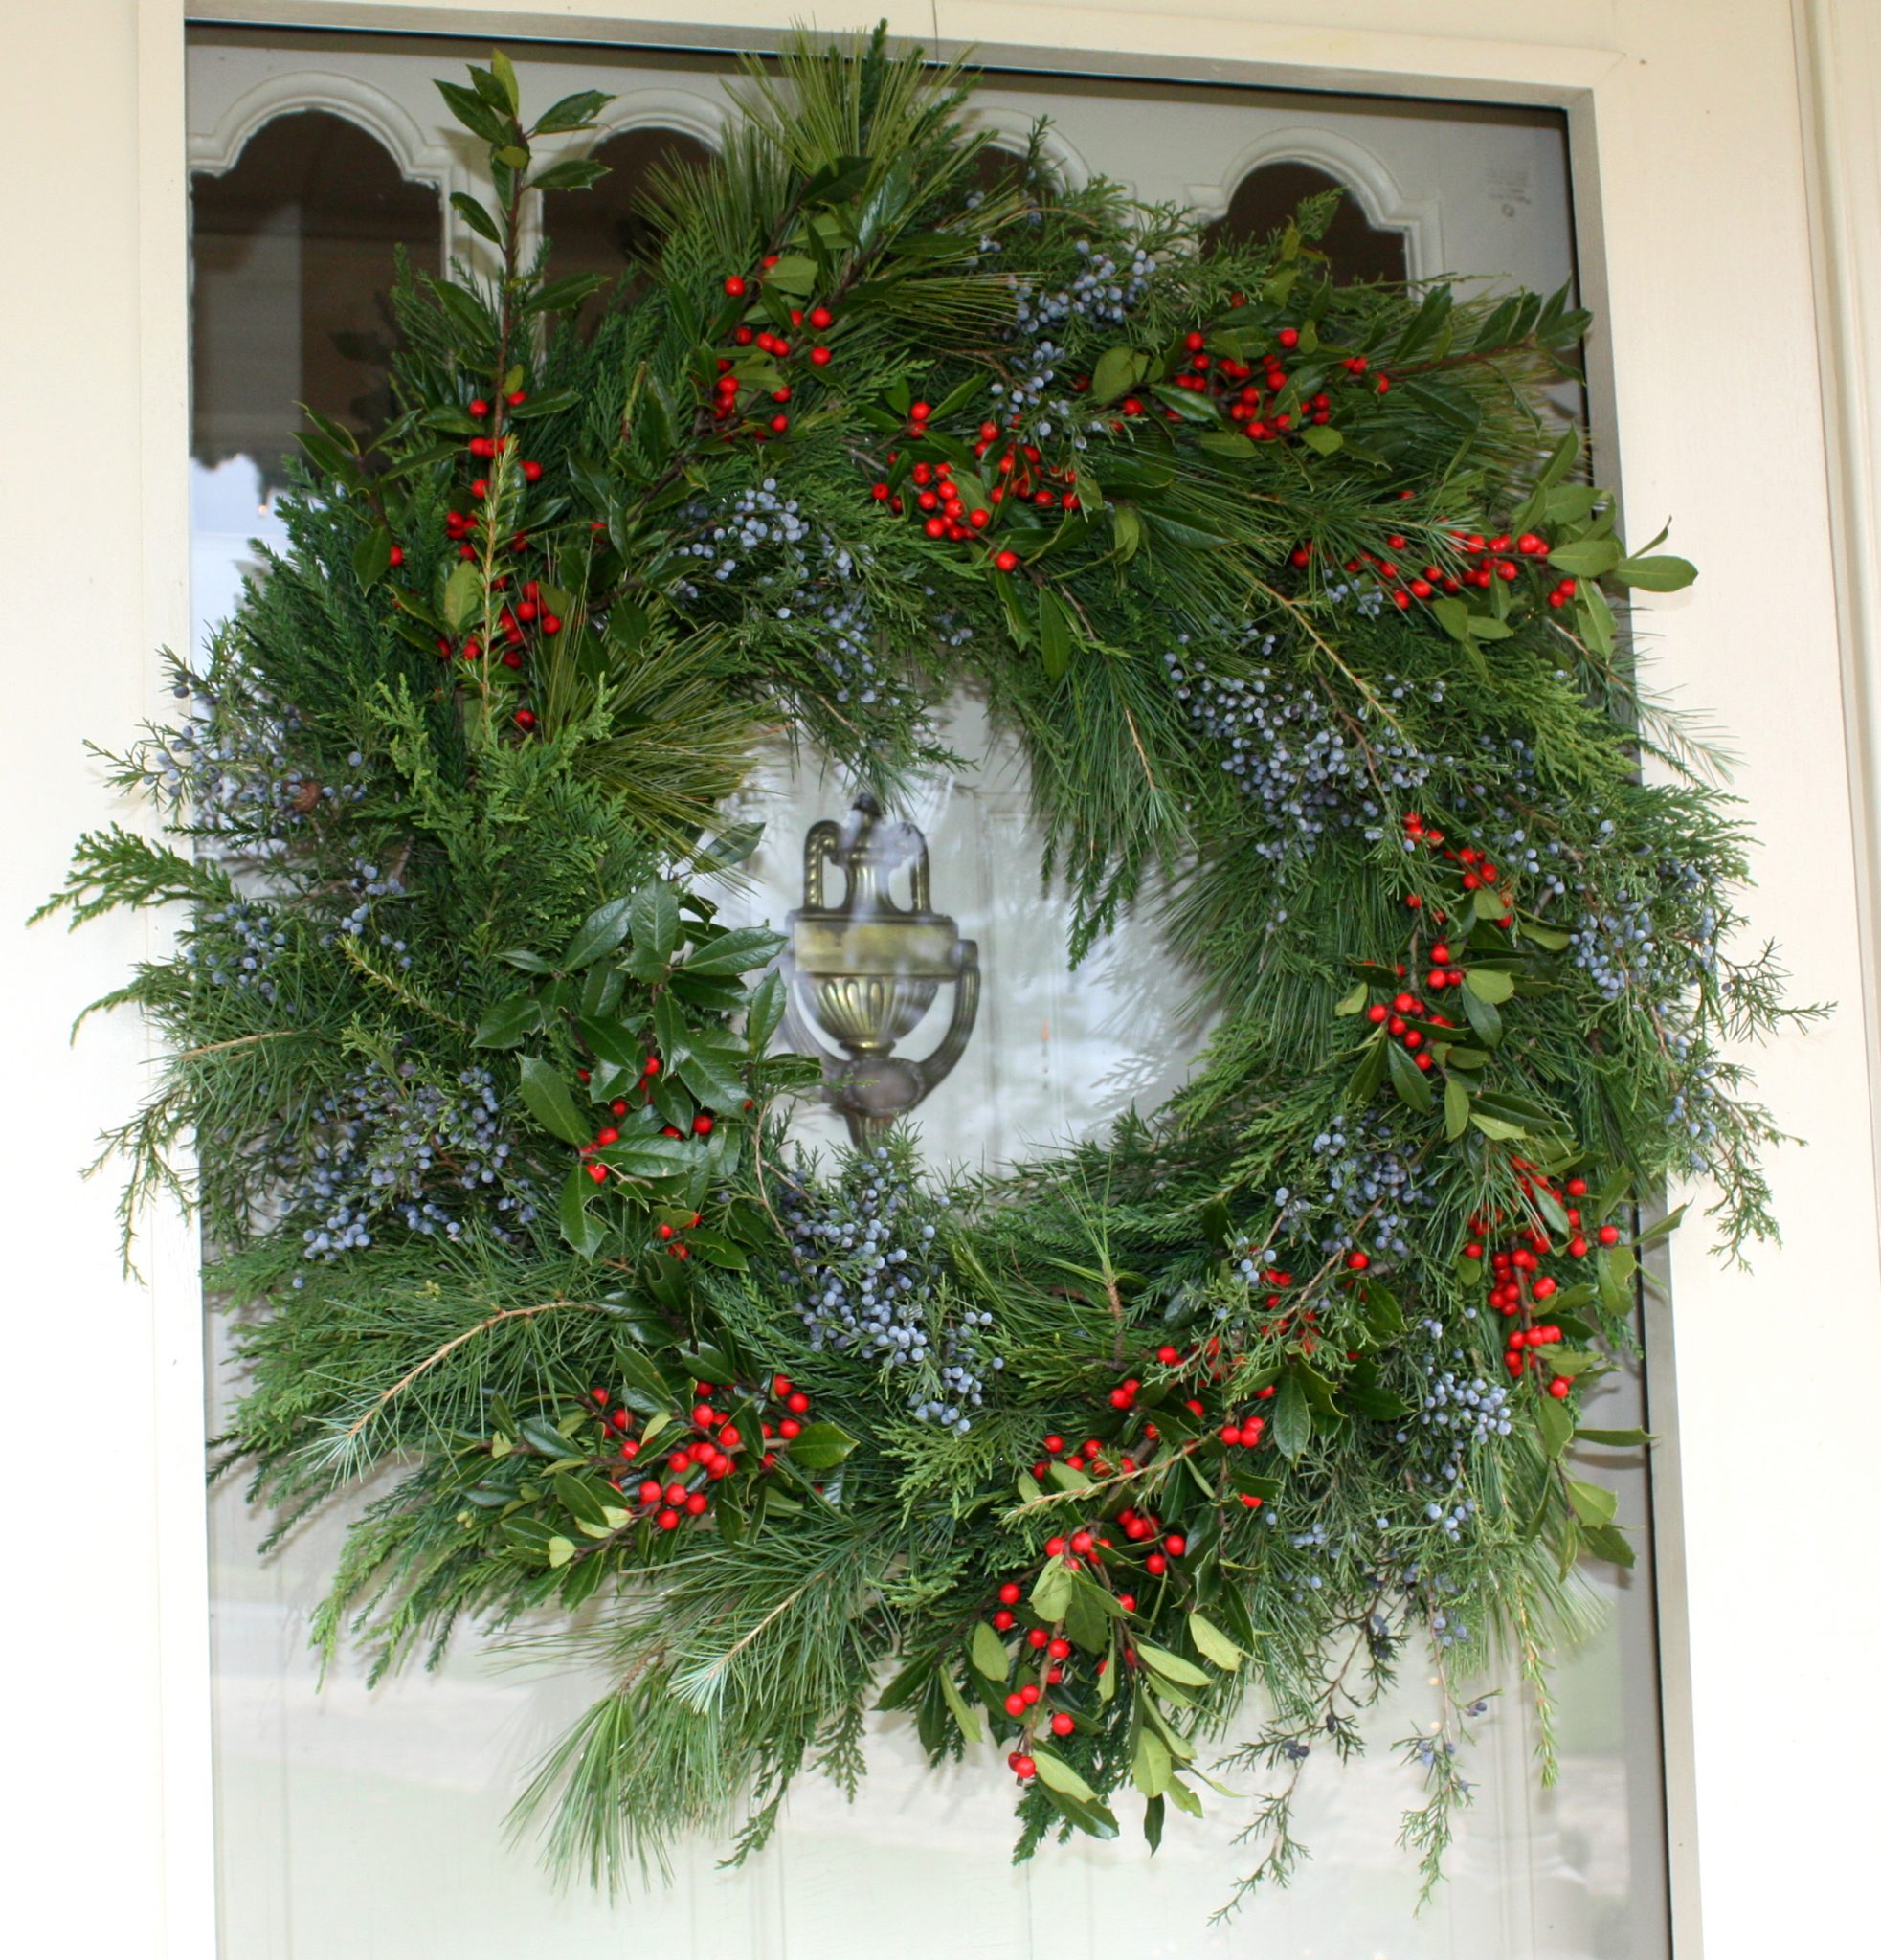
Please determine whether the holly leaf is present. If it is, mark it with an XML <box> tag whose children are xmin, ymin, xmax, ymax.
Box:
<box><xmin>1135</xmin><ymin>1641</ymin><xmax>1212</xmax><ymax>1689</ymax></box>
<box><xmin>450</xmin><ymin>190</ymin><xmax>504</xmax><ymax>244</ymax></box>
<box><xmin>441</xmin><ymin>559</ymin><xmax>482</xmax><ymax>633</ymax></box>
<box><xmin>1386</xmin><ymin>1039</ymin><xmax>1435</xmax><ymax>1112</ymax></box>
<box><xmin>534</xmin><ymin>89</ymin><xmax>612</xmax><ymax>135</ymax></box>
<box><xmin>630</xmin><ymin>880</ymin><xmax>681</xmax><ymax>961</ymax></box>
<box><xmin>1443</xmin><ymin>1076</ymin><xmax>1470</xmax><ymax>1141</ymax></box>
<box><xmin>1031</xmin><ymin>1748</ymin><xmax>1100</xmax><ymax>1803</ymax></box>
<box><xmin>746</xmin><ymin>969</ymin><xmax>787</xmax><ymax>1056</ymax></box>
<box><xmin>938</xmin><ymin>1667</ymin><xmax>982</xmax><ymax>1745</ymax></box>
<box><xmin>786</xmin><ymin>1421</ymin><xmax>857</xmax><ymax>1471</ymax></box>
<box><xmin>1565</xmin><ymin>1478</ymin><xmax>1619</xmax><ymax>1527</ymax></box>
<box><xmin>532</xmin><ymin>157</ymin><xmax>611</xmax><ymax>194</ymax></box>
<box><xmin>473</xmin><ymin>991</ymin><xmax>545</xmax><ymax>1049</ymax></box>
<box><xmin>1187</xmin><ymin>1612</ymin><xmax>1245</xmax><ymax>1670</ymax></box>
<box><xmin>1031</xmin><ymin>1556</ymin><xmax>1075</xmax><ymax>1623</ymax></box>
<box><xmin>352</xmin><ymin>526</ymin><xmax>393</xmax><ymax>590</ymax></box>
<box><xmin>1535</xmin><ymin>1393</ymin><xmax>1574</xmax><ymax>1459</ymax></box>
<box><xmin>1614</xmin><ymin>552</ymin><xmax>1697</xmax><ymax>591</ymax></box>
<box><xmin>683</xmin><ymin>925</ymin><xmax>784</xmax><ymax>977</ymax></box>
<box><xmin>969</xmin><ymin>1621</ymin><xmax>1009</xmax><ymax>1682</ymax></box>
<box><xmin>558</xmin><ymin>1165</ymin><xmax>607</xmax><ymax>1258</ymax></box>
<box><xmin>1131</xmin><ymin>1726</ymin><xmax>1173</xmax><ymax>1798</ymax></box>
<box><xmin>1464</xmin><ymin>968</ymin><xmax>1516</xmax><ymax>1004</ymax></box>
<box><xmin>519</xmin><ymin>1056</ymin><xmax>592</xmax><ymax>1146</ymax></box>
<box><xmin>562</xmin><ymin>896</ymin><xmax>635</xmax><ymax>970</ymax></box>
<box><xmin>1272</xmin><ymin>1374</ymin><xmax>1312</xmax><ymax>1460</ymax></box>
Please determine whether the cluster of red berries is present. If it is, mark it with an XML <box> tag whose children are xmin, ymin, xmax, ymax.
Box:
<box><xmin>713</xmin><ymin>262</ymin><xmax>837</xmax><ymax>440</ymax></box>
<box><xmin>1121</xmin><ymin>320</ymin><xmax>1347</xmax><ymax>441</ymax></box>
<box><xmin>1462</xmin><ymin>1169</ymin><xmax>1621</xmax><ymax>1396</ymax></box>
<box><xmin>1362</xmin><ymin>976</ymin><xmax>1462</xmax><ymax>1077</ymax></box>
<box><xmin>1401</xmin><ymin>813</ymin><xmax>1517</xmax><ymax>924</ymax></box>
<box><xmin>585</xmin><ymin>1372</ymin><xmax>813</xmax><ymax>1531</ymax></box>
<box><xmin>866</xmin><ymin>426</ymin><xmax>1082</xmax><ymax>573</ymax></box>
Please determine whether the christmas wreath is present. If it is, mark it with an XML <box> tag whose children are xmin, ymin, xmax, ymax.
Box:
<box><xmin>47</xmin><ymin>33</ymin><xmax>1805</xmax><ymax>1904</ymax></box>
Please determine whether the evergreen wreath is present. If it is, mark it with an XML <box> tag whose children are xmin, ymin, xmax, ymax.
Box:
<box><xmin>46</xmin><ymin>33</ymin><xmax>1810</xmax><ymax>1905</ymax></box>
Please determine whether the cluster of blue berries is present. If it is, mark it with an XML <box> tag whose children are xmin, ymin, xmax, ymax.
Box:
<box><xmin>1310</xmin><ymin>1112</ymin><xmax>1424</xmax><ymax>1263</ymax></box>
<box><xmin>138</xmin><ymin>666</ymin><xmax>368</xmax><ymax>846</ymax></box>
<box><xmin>1163</xmin><ymin>639</ymin><xmax>1442</xmax><ymax>864</ymax></box>
<box><xmin>677</xmin><ymin>480</ymin><xmax>903</xmax><ymax>710</ymax></box>
<box><xmin>194</xmin><ymin>900</ymin><xmax>290</xmax><ymax>1004</ymax></box>
<box><xmin>993</xmin><ymin>240</ymin><xmax>1155</xmax><ymax>446</ymax></box>
<box><xmin>777</xmin><ymin>1148</ymin><xmax>996</xmax><ymax>1428</ymax></box>
<box><xmin>280</xmin><ymin>1060</ymin><xmax>536</xmax><ymax>1273</ymax></box>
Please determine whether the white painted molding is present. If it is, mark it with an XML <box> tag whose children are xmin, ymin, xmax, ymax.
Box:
<box><xmin>1186</xmin><ymin>124</ymin><xmax>1442</xmax><ymax>278</ymax></box>
<box><xmin>186</xmin><ymin>67</ymin><xmax>457</xmax><ymax>188</ymax></box>
<box><xmin>583</xmin><ymin>81</ymin><xmax>730</xmax><ymax>151</ymax></box>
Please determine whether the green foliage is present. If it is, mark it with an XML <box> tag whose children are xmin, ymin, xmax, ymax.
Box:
<box><xmin>45</xmin><ymin>30</ymin><xmax>1812</xmax><ymax>1912</ymax></box>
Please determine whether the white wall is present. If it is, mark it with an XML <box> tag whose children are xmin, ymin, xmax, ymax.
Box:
<box><xmin>7</xmin><ymin>4</ymin><xmax>1878</xmax><ymax>1955</ymax></box>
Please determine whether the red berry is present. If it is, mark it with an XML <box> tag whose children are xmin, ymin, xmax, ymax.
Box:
<box><xmin>1042</xmin><ymin>1435</ymin><xmax>1064</xmax><ymax>1454</ymax></box>
<box><xmin>787</xmin><ymin>1391</ymin><xmax>810</xmax><ymax>1414</ymax></box>
<box><xmin>992</xmin><ymin>1609</ymin><xmax>1016</xmax><ymax>1632</ymax></box>
<box><xmin>998</xmin><ymin>1581</ymin><xmax>1022</xmax><ymax>1606</ymax></box>
<box><xmin>1004</xmin><ymin>1691</ymin><xmax>1026</xmax><ymax>1717</ymax></box>
<box><xmin>1598</xmin><ymin>1224</ymin><xmax>1621</xmax><ymax>1246</ymax></box>
<box><xmin>723</xmin><ymin>276</ymin><xmax>747</xmax><ymax>297</ymax></box>
<box><xmin>657</xmin><ymin>1507</ymin><xmax>680</xmax><ymax>1530</ymax></box>
<box><xmin>810</xmin><ymin>345</ymin><xmax>831</xmax><ymax>367</ymax></box>
<box><xmin>468</xmin><ymin>398</ymin><xmax>490</xmax><ymax>418</ymax></box>
<box><xmin>693</xmin><ymin>1113</ymin><xmax>715</xmax><ymax>1136</ymax></box>
<box><xmin>1049</xmin><ymin>1711</ymin><xmax>1075</xmax><ymax>1737</ymax></box>
<box><xmin>994</xmin><ymin>550</ymin><xmax>1019</xmax><ymax>572</ymax></box>
<box><xmin>1013</xmin><ymin>1754</ymin><xmax>1037</xmax><ymax>1781</ymax></box>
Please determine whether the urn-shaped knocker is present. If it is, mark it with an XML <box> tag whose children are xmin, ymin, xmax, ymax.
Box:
<box><xmin>781</xmin><ymin>794</ymin><xmax>980</xmax><ymax>1147</ymax></box>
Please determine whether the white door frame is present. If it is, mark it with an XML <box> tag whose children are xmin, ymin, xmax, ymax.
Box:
<box><xmin>12</xmin><ymin>4</ymin><xmax>1876</xmax><ymax>1954</ymax></box>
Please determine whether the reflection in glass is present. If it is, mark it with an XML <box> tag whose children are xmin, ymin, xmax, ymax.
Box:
<box><xmin>191</xmin><ymin>109</ymin><xmax>440</xmax><ymax>488</ymax></box>
<box><xmin>1208</xmin><ymin>158</ymin><xmax>1411</xmax><ymax>282</ymax></box>
<box><xmin>781</xmin><ymin>796</ymin><xmax>980</xmax><ymax>1147</ymax></box>
<box><xmin>537</xmin><ymin>124</ymin><xmax>714</xmax><ymax>328</ymax></box>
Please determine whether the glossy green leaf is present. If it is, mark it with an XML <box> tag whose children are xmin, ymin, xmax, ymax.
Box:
<box><xmin>1187</xmin><ymin>1612</ymin><xmax>1244</xmax><ymax>1669</ymax></box>
<box><xmin>630</xmin><ymin>880</ymin><xmax>681</xmax><ymax>960</ymax></box>
<box><xmin>1565</xmin><ymin>1478</ymin><xmax>1619</xmax><ymax>1527</ymax></box>
<box><xmin>969</xmin><ymin>1621</ymin><xmax>1009</xmax><ymax>1682</ymax></box>
<box><xmin>534</xmin><ymin>89</ymin><xmax>612</xmax><ymax>135</ymax></box>
<box><xmin>786</xmin><ymin>1420</ymin><xmax>857</xmax><ymax>1471</ymax></box>
<box><xmin>473</xmin><ymin>990</ymin><xmax>544</xmax><ymax>1050</ymax></box>
<box><xmin>562</xmin><ymin>896</ymin><xmax>635</xmax><ymax>969</ymax></box>
<box><xmin>1272</xmin><ymin>1373</ymin><xmax>1312</xmax><ymax>1460</ymax></box>
<box><xmin>938</xmin><ymin>1667</ymin><xmax>982</xmax><ymax>1744</ymax></box>
<box><xmin>1031</xmin><ymin>1748</ymin><xmax>1100</xmax><ymax>1803</ymax></box>
<box><xmin>519</xmin><ymin>1056</ymin><xmax>592</xmax><ymax>1146</ymax></box>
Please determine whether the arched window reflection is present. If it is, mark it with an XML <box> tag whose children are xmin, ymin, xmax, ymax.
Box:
<box><xmin>538</xmin><ymin>124</ymin><xmax>715</xmax><ymax>326</ymax></box>
<box><xmin>1207</xmin><ymin>159</ymin><xmax>1409</xmax><ymax>283</ymax></box>
<box><xmin>191</xmin><ymin>109</ymin><xmax>440</xmax><ymax>485</ymax></box>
